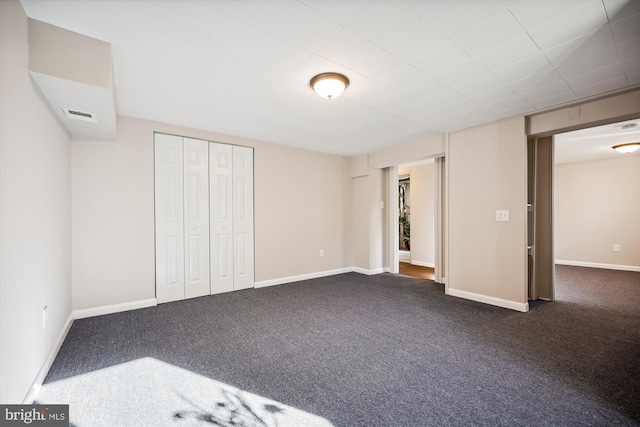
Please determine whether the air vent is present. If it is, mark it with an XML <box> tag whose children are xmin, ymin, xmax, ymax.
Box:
<box><xmin>62</xmin><ymin>107</ymin><xmax>97</xmax><ymax>123</ymax></box>
<box><xmin>621</xmin><ymin>123</ymin><xmax>638</xmax><ymax>130</ymax></box>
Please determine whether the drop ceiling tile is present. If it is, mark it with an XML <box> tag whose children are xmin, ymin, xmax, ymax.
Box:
<box><xmin>474</xmin><ymin>35</ymin><xmax>541</xmax><ymax>72</ymax></box>
<box><xmin>417</xmin><ymin>88</ymin><xmax>465</xmax><ymax>109</ymax></box>
<box><xmin>380</xmin><ymin>20</ymin><xmax>450</xmax><ymax>63</ymax></box>
<box><xmin>485</xmin><ymin>93</ymin><xmax>532</xmax><ymax>114</ymax></box>
<box><xmin>604</xmin><ymin>0</ymin><xmax>640</xmax><ymax>22</ymax></box>
<box><xmin>453</xmin><ymin>73</ymin><xmax>505</xmax><ymax>98</ymax></box>
<box><xmin>528</xmin><ymin>1</ymin><xmax>608</xmax><ymax>51</ymax></box>
<box><xmin>543</xmin><ymin>26</ymin><xmax>616</xmax><ymax>67</ymax></box>
<box><xmin>433</xmin><ymin>60</ymin><xmax>489</xmax><ymax>88</ymax></box>
<box><xmin>453</xmin><ymin>9</ymin><xmax>525</xmax><ymax>57</ymax></box>
<box><xmin>437</xmin><ymin>98</ymin><xmax>481</xmax><ymax>117</ymax></box>
<box><xmin>408</xmin><ymin>108</ymin><xmax>454</xmax><ymax>125</ymax></box>
<box><xmin>492</xmin><ymin>53</ymin><xmax>553</xmax><ymax>83</ymax></box>
<box><xmin>469</xmin><ymin>85</ymin><xmax>518</xmax><ymax>106</ymax></box>
<box><xmin>529</xmin><ymin>91</ymin><xmax>578</xmax><ymax>109</ymax></box>
<box><xmin>401</xmin><ymin>77</ymin><xmax>448</xmax><ymax>100</ymax></box>
<box><xmin>617</xmin><ymin>37</ymin><xmax>640</xmax><ymax>62</ymax></box>
<box><xmin>565</xmin><ymin>62</ymin><xmax>625</xmax><ymax>89</ymax></box>
<box><xmin>274</xmin><ymin>5</ymin><xmax>343</xmax><ymax>52</ymax></box>
<box><xmin>611</xmin><ymin>13</ymin><xmax>640</xmax><ymax>43</ymax></box>
<box><xmin>404</xmin><ymin>0</ymin><xmax>505</xmax><ymax>40</ymax></box>
<box><xmin>628</xmin><ymin>71</ymin><xmax>640</xmax><ymax>85</ymax></box>
<box><xmin>348</xmin><ymin>1</ymin><xmax>420</xmax><ymax>46</ymax></box>
<box><xmin>344</xmin><ymin>81</ymin><xmax>396</xmax><ymax>104</ymax></box>
<box><xmin>520</xmin><ymin>81</ymin><xmax>574</xmax><ymax>103</ymax></box>
<box><xmin>371</xmin><ymin>92</ymin><xmax>418</xmax><ymax>113</ymax></box>
<box><xmin>555</xmin><ymin>46</ymin><xmax>622</xmax><ymax>80</ymax></box>
<box><xmin>508</xmin><ymin>69</ymin><xmax>565</xmax><ymax>94</ymax></box>
<box><xmin>206</xmin><ymin>14</ymin><xmax>312</xmax><ymax>73</ymax></box>
<box><xmin>317</xmin><ymin>29</ymin><xmax>405</xmax><ymax>79</ymax></box>
<box><xmin>378</xmin><ymin>65</ymin><xmax>427</xmax><ymax>91</ymax></box>
<box><xmin>623</xmin><ymin>57</ymin><xmax>640</xmax><ymax>75</ymax></box>
<box><xmin>503</xmin><ymin>0</ymin><xmax>597</xmax><ymax>32</ymax></box>
<box><xmin>302</xmin><ymin>0</ymin><xmax>374</xmax><ymax>27</ymax></box>
<box><xmin>412</xmin><ymin>42</ymin><xmax>472</xmax><ymax>77</ymax></box>
<box><xmin>573</xmin><ymin>76</ymin><xmax>629</xmax><ymax>98</ymax></box>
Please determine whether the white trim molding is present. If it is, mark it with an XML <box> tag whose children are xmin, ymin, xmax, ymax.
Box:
<box><xmin>556</xmin><ymin>260</ymin><xmax>640</xmax><ymax>272</ymax></box>
<box><xmin>255</xmin><ymin>268</ymin><xmax>354</xmax><ymax>288</ymax></box>
<box><xmin>73</xmin><ymin>298</ymin><xmax>157</xmax><ymax>320</ymax></box>
<box><xmin>351</xmin><ymin>267</ymin><xmax>385</xmax><ymax>276</ymax></box>
<box><xmin>411</xmin><ymin>260</ymin><xmax>435</xmax><ymax>268</ymax></box>
<box><xmin>22</xmin><ymin>312</ymin><xmax>74</xmax><ymax>404</ymax></box>
<box><xmin>447</xmin><ymin>287</ymin><xmax>529</xmax><ymax>312</ymax></box>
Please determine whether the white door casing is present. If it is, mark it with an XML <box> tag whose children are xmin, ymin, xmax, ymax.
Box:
<box><xmin>183</xmin><ymin>138</ymin><xmax>210</xmax><ymax>299</ymax></box>
<box><xmin>154</xmin><ymin>134</ymin><xmax>185</xmax><ymax>304</ymax></box>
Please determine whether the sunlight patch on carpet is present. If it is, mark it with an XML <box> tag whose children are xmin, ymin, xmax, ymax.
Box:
<box><xmin>36</xmin><ymin>357</ymin><xmax>335</xmax><ymax>427</ymax></box>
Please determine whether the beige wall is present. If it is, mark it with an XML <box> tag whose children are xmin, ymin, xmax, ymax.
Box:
<box><xmin>448</xmin><ymin>117</ymin><xmax>528</xmax><ymax>310</ymax></box>
<box><xmin>71</xmin><ymin>116</ymin><xmax>352</xmax><ymax>310</ymax></box>
<box><xmin>409</xmin><ymin>163</ymin><xmax>436</xmax><ymax>267</ymax></box>
<box><xmin>0</xmin><ymin>0</ymin><xmax>72</xmax><ymax>403</ymax></box>
<box><xmin>555</xmin><ymin>156</ymin><xmax>640</xmax><ymax>268</ymax></box>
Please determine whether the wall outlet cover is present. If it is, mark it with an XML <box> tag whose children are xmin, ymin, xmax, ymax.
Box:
<box><xmin>496</xmin><ymin>210</ymin><xmax>510</xmax><ymax>222</ymax></box>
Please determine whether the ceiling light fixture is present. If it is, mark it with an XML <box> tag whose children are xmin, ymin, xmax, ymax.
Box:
<box><xmin>612</xmin><ymin>142</ymin><xmax>640</xmax><ymax>153</ymax></box>
<box><xmin>310</xmin><ymin>73</ymin><xmax>349</xmax><ymax>100</ymax></box>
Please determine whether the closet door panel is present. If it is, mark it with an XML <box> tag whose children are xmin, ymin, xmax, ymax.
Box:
<box><xmin>184</xmin><ymin>138</ymin><xmax>210</xmax><ymax>299</ymax></box>
<box><xmin>209</xmin><ymin>143</ymin><xmax>234</xmax><ymax>294</ymax></box>
<box><xmin>232</xmin><ymin>145</ymin><xmax>254</xmax><ymax>290</ymax></box>
<box><xmin>154</xmin><ymin>134</ymin><xmax>185</xmax><ymax>304</ymax></box>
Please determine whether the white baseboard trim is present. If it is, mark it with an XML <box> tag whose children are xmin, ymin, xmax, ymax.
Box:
<box><xmin>447</xmin><ymin>287</ymin><xmax>529</xmax><ymax>312</ymax></box>
<box><xmin>73</xmin><ymin>298</ymin><xmax>158</xmax><ymax>320</ymax></box>
<box><xmin>22</xmin><ymin>312</ymin><xmax>74</xmax><ymax>404</ymax></box>
<box><xmin>555</xmin><ymin>260</ymin><xmax>640</xmax><ymax>272</ymax></box>
<box><xmin>254</xmin><ymin>268</ymin><xmax>353</xmax><ymax>288</ymax></box>
<box><xmin>411</xmin><ymin>260</ymin><xmax>435</xmax><ymax>268</ymax></box>
<box><xmin>351</xmin><ymin>267</ymin><xmax>385</xmax><ymax>275</ymax></box>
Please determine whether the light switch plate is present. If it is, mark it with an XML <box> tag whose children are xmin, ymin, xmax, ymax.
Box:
<box><xmin>496</xmin><ymin>210</ymin><xmax>510</xmax><ymax>222</ymax></box>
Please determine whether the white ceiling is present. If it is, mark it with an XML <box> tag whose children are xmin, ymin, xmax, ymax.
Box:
<box><xmin>20</xmin><ymin>0</ymin><xmax>640</xmax><ymax>156</ymax></box>
<box><xmin>555</xmin><ymin>117</ymin><xmax>640</xmax><ymax>164</ymax></box>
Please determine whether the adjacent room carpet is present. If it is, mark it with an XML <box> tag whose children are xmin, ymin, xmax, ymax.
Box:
<box><xmin>38</xmin><ymin>266</ymin><xmax>640</xmax><ymax>426</ymax></box>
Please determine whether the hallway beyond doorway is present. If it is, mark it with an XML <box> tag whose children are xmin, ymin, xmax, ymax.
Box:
<box><xmin>399</xmin><ymin>262</ymin><xmax>435</xmax><ymax>281</ymax></box>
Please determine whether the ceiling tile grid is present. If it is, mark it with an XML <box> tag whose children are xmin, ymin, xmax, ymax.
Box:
<box><xmin>18</xmin><ymin>0</ymin><xmax>640</xmax><ymax>156</ymax></box>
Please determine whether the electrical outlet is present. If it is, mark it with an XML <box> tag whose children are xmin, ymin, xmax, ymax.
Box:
<box><xmin>613</xmin><ymin>244</ymin><xmax>620</xmax><ymax>252</ymax></box>
<box><xmin>319</xmin><ymin>249</ymin><xmax>325</xmax><ymax>258</ymax></box>
<box><xmin>496</xmin><ymin>210</ymin><xmax>510</xmax><ymax>222</ymax></box>
<box><xmin>42</xmin><ymin>306</ymin><xmax>49</xmax><ymax>329</ymax></box>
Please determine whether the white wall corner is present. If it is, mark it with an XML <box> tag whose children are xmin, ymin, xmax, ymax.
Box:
<box><xmin>447</xmin><ymin>287</ymin><xmax>529</xmax><ymax>312</ymax></box>
<box><xmin>22</xmin><ymin>312</ymin><xmax>74</xmax><ymax>404</ymax></box>
<box><xmin>73</xmin><ymin>298</ymin><xmax>157</xmax><ymax>320</ymax></box>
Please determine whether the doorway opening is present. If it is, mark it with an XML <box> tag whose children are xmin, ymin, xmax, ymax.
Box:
<box><xmin>528</xmin><ymin>117</ymin><xmax>640</xmax><ymax>303</ymax></box>
<box><xmin>396</xmin><ymin>160</ymin><xmax>437</xmax><ymax>281</ymax></box>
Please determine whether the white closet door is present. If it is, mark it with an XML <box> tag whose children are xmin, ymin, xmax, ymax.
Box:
<box><xmin>154</xmin><ymin>134</ymin><xmax>185</xmax><ymax>304</ymax></box>
<box><xmin>183</xmin><ymin>138</ymin><xmax>210</xmax><ymax>299</ymax></box>
<box><xmin>209</xmin><ymin>143</ymin><xmax>234</xmax><ymax>294</ymax></box>
<box><xmin>232</xmin><ymin>145</ymin><xmax>254</xmax><ymax>290</ymax></box>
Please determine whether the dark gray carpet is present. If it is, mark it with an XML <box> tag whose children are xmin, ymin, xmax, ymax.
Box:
<box><xmin>40</xmin><ymin>266</ymin><xmax>640</xmax><ymax>426</ymax></box>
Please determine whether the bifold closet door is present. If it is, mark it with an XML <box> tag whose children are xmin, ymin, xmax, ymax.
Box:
<box><xmin>232</xmin><ymin>145</ymin><xmax>254</xmax><ymax>291</ymax></box>
<box><xmin>209</xmin><ymin>143</ymin><xmax>234</xmax><ymax>294</ymax></box>
<box><xmin>155</xmin><ymin>134</ymin><xmax>210</xmax><ymax>303</ymax></box>
<box><xmin>183</xmin><ymin>138</ymin><xmax>210</xmax><ymax>299</ymax></box>
<box><xmin>209</xmin><ymin>143</ymin><xmax>254</xmax><ymax>294</ymax></box>
<box><xmin>154</xmin><ymin>134</ymin><xmax>185</xmax><ymax>304</ymax></box>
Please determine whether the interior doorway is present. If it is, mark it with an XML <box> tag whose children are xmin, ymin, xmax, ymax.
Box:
<box><xmin>528</xmin><ymin>117</ymin><xmax>640</xmax><ymax>302</ymax></box>
<box><xmin>396</xmin><ymin>159</ymin><xmax>437</xmax><ymax>281</ymax></box>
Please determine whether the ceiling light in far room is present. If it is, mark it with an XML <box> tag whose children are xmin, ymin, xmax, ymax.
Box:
<box><xmin>612</xmin><ymin>142</ymin><xmax>640</xmax><ymax>153</ymax></box>
<box><xmin>310</xmin><ymin>73</ymin><xmax>349</xmax><ymax>100</ymax></box>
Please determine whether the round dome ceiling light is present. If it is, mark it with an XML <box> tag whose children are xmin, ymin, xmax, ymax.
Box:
<box><xmin>310</xmin><ymin>73</ymin><xmax>350</xmax><ymax>100</ymax></box>
<box><xmin>612</xmin><ymin>142</ymin><xmax>640</xmax><ymax>153</ymax></box>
